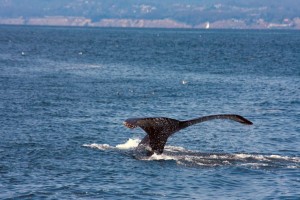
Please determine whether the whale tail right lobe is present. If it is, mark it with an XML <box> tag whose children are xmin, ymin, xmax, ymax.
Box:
<box><xmin>179</xmin><ymin>114</ymin><xmax>253</xmax><ymax>129</ymax></box>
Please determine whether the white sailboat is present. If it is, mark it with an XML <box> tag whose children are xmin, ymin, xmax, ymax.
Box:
<box><xmin>205</xmin><ymin>22</ymin><xmax>210</xmax><ymax>29</ymax></box>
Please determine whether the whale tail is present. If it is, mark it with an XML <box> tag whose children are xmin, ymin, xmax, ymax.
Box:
<box><xmin>180</xmin><ymin>114</ymin><xmax>253</xmax><ymax>129</ymax></box>
<box><xmin>123</xmin><ymin>115</ymin><xmax>253</xmax><ymax>155</ymax></box>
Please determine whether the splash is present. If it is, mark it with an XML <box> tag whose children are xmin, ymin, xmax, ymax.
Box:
<box><xmin>83</xmin><ymin>138</ymin><xmax>300</xmax><ymax>169</ymax></box>
<box><xmin>83</xmin><ymin>138</ymin><xmax>140</xmax><ymax>150</ymax></box>
<box><xmin>116</xmin><ymin>138</ymin><xmax>140</xmax><ymax>149</ymax></box>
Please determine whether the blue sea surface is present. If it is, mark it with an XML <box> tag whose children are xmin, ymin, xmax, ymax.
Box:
<box><xmin>0</xmin><ymin>26</ymin><xmax>299</xmax><ymax>199</ymax></box>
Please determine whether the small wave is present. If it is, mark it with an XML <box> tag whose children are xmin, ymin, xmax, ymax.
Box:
<box><xmin>82</xmin><ymin>143</ymin><xmax>112</xmax><ymax>150</ymax></box>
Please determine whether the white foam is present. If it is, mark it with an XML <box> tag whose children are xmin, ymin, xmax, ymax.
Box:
<box><xmin>234</xmin><ymin>154</ymin><xmax>268</xmax><ymax>161</ymax></box>
<box><xmin>184</xmin><ymin>155</ymin><xmax>198</xmax><ymax>162</ymax></box>
<box><xmin>233</xmin><ymin>153</ymin><xmax>251</xmax><ymax>159</ymax></box>
<box><xmin>268</xmin><ymin>155</ymin><xmax>300</xmax><ymax>162</ymax></box>
<box><xmin>230</xmin><ymin>154</ymin><xmax>300</xmax><ymax>164</ymax></box>
<box><xmin>116</xmin><ymin>138</ymin><xmax>140</xmax><ymax>150</ymax></box>
<box><xmin>83</xmin><ymin>139</ymin><xmax>300</xmax><ymax>168</ymax></box>
<box><xmin>83</xmin><ymin>138</ymin><xmax>141</xmax><ymax>151</ymax></box>
<box><xmin>209</xmin><ymin>154</ymin><xmax>231</xmax><ymax>160</ymax></box>
<box><xmin>287</xmin><ymin>165</ymin><xmax>299</xmax><ymax>169</ymax></box>
<box><xmin>269</xmin><ymin>155</ymin><xmax>285</xmax><ymax>159</ymax></box>
<box><xmin>82</xmin><ymin>143</ymin><xmax>111</xmax><ymax>150</ymax></box>
<box><xmin>239</xmin><ymin>163</ymin><xmax>270</xmax><ymax>167</ymax></box>
<box><xmin>164</xmin><ymin>145</ymin><xmax>187</xmax><ymax>152</ymax></box>
<box><xmin>147</xmin><ymin>153</ymin><xmax>176</xmax><ymax>161</ymax></box>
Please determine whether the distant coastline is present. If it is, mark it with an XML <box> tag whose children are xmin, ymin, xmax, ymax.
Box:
<box><xmin>1</xmin><ymin>16</ymin><xmax>300</xmax><ymax>29</ymax></box>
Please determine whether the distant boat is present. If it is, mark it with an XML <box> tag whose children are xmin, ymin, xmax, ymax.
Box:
<box><xmin>205</xmin><ymin>22</ymin><xmax>210</xmax><ymax>29</ymax></box>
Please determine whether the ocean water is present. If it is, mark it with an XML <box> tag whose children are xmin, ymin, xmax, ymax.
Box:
<box><xmin>0</xmin><ymin>26</ymin><xmax>299</xmax><ymax>199</ymax></box>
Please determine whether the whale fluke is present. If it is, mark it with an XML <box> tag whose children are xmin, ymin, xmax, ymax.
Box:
<box><xmin>123</xmin><ymin>114</ymin><xmax>253</xmax><ymax>155</ymax></box>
